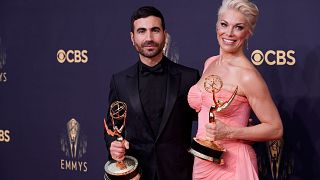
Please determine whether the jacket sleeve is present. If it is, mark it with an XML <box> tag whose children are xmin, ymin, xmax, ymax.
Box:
<box><xmin>103</xmin><ymin>74</ymin><xmax>119</xmax><ymax>159</ymax></box>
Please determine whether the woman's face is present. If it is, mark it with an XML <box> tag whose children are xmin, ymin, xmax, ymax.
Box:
<box><xmin>216</xmin><ymin>8</ymin><xmax>251</xmax><ymax>54</ymax></box>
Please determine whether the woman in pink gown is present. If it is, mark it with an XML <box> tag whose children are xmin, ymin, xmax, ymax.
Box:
<box><xmin>188</xmin><ymin>0</ymin><xmax>283</xmax><ymax>179</ymax></box>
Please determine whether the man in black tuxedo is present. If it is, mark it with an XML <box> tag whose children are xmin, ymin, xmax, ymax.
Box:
<box><xmin>104</xmin><ymin>6</ymin><xmax>200</xmax><ymax>180</ymax></box>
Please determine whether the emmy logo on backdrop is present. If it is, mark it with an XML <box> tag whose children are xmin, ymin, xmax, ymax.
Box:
<box><xmin>104</xmin><ymin>101</ymin><xmax>139</xmax><ymax>180</ymax></box>
<box><xmin>189</xmin><ymin>75</ymin><xmax>238</xmax><ymax>165</ymax></box>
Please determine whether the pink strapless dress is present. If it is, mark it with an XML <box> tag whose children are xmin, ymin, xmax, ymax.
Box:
<box><xmin>188</xmin><ymin>56</ymin><xmax>258</xmax><ymax>180</ymax></box>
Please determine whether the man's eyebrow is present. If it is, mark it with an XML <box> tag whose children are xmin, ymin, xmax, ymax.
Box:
<box><xmin>151</xmin><ymin>27</ymin><xmax>161</xmax><ymax>30</ymax></box>
<box><xmin>136</xmin><ymin>27</ymin><xmax>146</xmax><ymax>31</ymax></box>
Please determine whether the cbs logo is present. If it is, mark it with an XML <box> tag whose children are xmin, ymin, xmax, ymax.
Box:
<box><xmin>0</xmin><ymin>130</ymin><xmax>10</xmax><ymax>142</ymax></box>
<box><xmin>251</xmin><ymin>50</ymin><xmax>296</xmax><ymax>66</ymax></box>
<box><xmin>57</xmin><ymin>50</ymin><xmax>88</xmax><ymax>63</ymax></box>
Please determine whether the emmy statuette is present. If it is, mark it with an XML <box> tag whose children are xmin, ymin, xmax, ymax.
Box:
<box><xmin>189</xmin><ymin>75</ymin><xmax>238</xmax><ymax>165</ymax></box>
<box><xmin>104</xmin><ymin>101</ymin><xmax>139</xmax><ymax>180</ymax></box>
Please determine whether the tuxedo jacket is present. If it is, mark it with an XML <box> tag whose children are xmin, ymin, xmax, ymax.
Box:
<box><xmin>104</xmin><ymin>57</ymin><xmax>200</xmax><ymax>180</ymax></box>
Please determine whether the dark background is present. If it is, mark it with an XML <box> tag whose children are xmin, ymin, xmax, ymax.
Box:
<box><xmin>1</xmin><ymin>0</ymin><xmax>319</xmax><ymax>179</ymax></box>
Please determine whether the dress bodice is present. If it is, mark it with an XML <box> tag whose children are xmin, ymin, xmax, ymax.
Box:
<box><xmin>187</xmin><ymin>55</ymin><xmax>251</xmax><ymax>139</ymax></box>
<box><xmin>188</xmin><ymin>85</ymin><xmax>250</xmax><ymax>127</ymax></box>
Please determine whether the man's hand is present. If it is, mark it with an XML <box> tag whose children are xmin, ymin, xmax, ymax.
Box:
<box><xmin>131</xmin><ymin>173</ymin><xmax>141</xmax><ymax>180</ymax></box>
<box><xmin>110</xmin><ymin>140</ymin><xmax>129</xmax><ymax>161</ymax></box>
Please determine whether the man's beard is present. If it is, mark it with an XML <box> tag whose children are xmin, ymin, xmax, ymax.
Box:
<box><xmin>135</xmin><ymin>40</ymin><xmax>165</xmax><ymax>58</ymax></box>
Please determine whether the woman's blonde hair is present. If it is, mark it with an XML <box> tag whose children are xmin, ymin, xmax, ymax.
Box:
<box><xmin>217</xmin><ymin>0</ymin><xmax>259</xmax><ymax>34</ymax></box>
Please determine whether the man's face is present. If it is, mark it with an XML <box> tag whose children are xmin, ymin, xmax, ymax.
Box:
<box><xmin>131</xmin><ymin>16</ymin><xmax>166</xmax><ymax>59</ymax></box>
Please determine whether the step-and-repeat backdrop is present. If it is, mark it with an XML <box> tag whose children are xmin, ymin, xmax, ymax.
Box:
<box><xmin>1</xmin><ymin>0</ymin><xmax>319</xmax><ymax>179</ymax></box>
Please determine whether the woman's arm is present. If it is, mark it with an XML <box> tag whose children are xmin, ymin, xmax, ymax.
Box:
<box><xmin>206</xmin><ymin>68</ymin><xmax>283</xmax><ymax>142</ymax></box>
<box><xmin>229</xmin><ymin>69</ymin><xmax>283</xmax><ymax>141</ymax></box>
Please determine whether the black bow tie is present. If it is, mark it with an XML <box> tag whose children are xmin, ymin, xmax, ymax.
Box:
<box><xmin>140</xmin><ymin>63</ymin><xmax>164</xmax><ymax>76</ymax></box>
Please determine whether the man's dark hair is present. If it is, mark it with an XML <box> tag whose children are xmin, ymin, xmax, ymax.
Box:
<box><xmin>130</xmin><ymin>6</ymin><xmax>166</xmax><ymax>32</ymax></box>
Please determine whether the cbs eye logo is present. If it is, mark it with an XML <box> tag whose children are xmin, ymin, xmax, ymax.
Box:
<box><xmin>251</xmin><ymin>50</ymin><xmax>296</xmax><ymax>66</ymax></box>
<box><xmin>57</xmin><ymin>50</ymin><xmax>88</xmax><ymax>63</ymax></box>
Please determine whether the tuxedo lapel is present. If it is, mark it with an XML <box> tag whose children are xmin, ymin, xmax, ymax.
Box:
<box><xmin>156</xmin><ymin>62</ymin><xmax>180</xmax><ymax>141</ymax></box>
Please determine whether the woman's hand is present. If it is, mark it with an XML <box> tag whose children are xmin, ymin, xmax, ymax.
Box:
<box><xmin>205</xmin><ymin>119</ymin><xmax>232</xmax><ymax>141</ymax></box>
